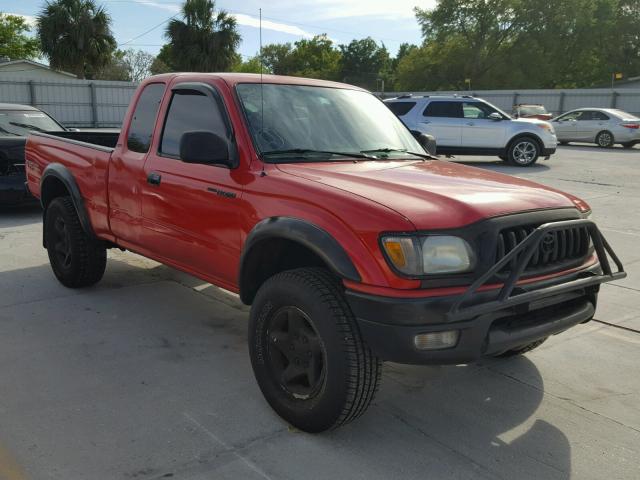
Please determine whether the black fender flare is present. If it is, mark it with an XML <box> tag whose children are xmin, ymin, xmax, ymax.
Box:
<box><xmin>239</xmin><ymin>217</ymin><xmax>361</xmax><ymax>303</ymax></box>
<box><xmin>40</xmin><ymin>163</ymin><xmax>96</xmax><ymax>244</ymax></box>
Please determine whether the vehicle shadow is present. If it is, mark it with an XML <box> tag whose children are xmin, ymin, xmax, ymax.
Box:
<box><xmin>0</xmin><ymin>259</ymin><xmax>571</xmax><ymax>479</ymax></box>
<box><xmin>0</xmin><ymin>203</ymin><xmax>41</xmax><ymax>228</ymax></box>
<box><xmin>558</xmin><ymin>143</ymin><xmax>639</xmax><ymax>154</ymax></box>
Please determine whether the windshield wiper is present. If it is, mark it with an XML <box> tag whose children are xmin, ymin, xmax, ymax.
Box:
<box><xmin>360</xmin><ymin>148</ymin><xmax>435</xmax><ymax>160</ymax></box>
<box><xmin>9</xmin><ymin>122</ymin><xmax>47</xmax><ymax>132</ymax></box>
<box><xmin>261</xmin><ymin>148</ymin><xmax>374</xmax><ymax>160</ymax></box>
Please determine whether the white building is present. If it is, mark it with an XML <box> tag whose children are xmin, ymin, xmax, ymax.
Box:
<box><xmin>0</xmin><ymin>59</ymin><xmax>77</xmax><ymax>81</ymax></box>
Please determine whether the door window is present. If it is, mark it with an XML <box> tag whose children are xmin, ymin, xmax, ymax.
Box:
<box><xmin>462</xmin><ymin>102</ymin><xmax>500</xmax><ymax>119</ymax></box>
<box><xmin>159</xmin><ymin>90</ymin><xmax>228</xmax><ymax>158</ymax></box>
<box><xmin>127</xmin><ymin>83</ymin><xmax>165</xmax><ymax>153</ymax></box>
<box><xmin>557</xmin><ymin>111</ymin><xmax>584</xmax><ymax>121</ymax></box>
<box><xmin>423</xmin><ymin>101</ymin><xmax>463</xmax><ymax>118</ymax></box>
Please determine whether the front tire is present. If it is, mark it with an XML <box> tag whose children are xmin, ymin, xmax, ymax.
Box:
<box><xmin>507</xmin><ymin>137</ymin><xmax>540</xmax><ymax>166</ymax></box>
<box><xmin>45</xmin><ymin>196</ymin><xmax>106</xmax><ymax>288</ymax></box>
<box><xmin>596</xmin><ymin>130</ymin><xmax>614</xmax><ymax>148</ymax></box>
<box><xmin>249</xmin><ymin>268</ymin><xmax>382</xmax><ymax>433</ymax></box>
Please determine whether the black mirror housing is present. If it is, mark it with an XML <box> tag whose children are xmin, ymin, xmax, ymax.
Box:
<box><xmin>179</xmin><ymin>131</ymin><xmax>233</xmax><ymax>167</ymax></box>
<box><xmin>412</xmin><ymin>131</ymin><xmax>437</xmax><ymax>156</ymax></box>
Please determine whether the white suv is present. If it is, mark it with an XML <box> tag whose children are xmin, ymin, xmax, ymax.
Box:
<box><xmin>385</xmin><ymin>95</ymin><xmax>558</xmax><ymax>166</ymax></box>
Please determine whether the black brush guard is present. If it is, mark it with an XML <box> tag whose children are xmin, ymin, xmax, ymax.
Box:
<box><xmin>447</xmin><ymin>219</ymin><xmax>626</xmax><ymax>322</ymax></box>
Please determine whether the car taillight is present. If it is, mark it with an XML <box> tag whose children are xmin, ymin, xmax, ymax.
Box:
<box><xmin>621</xmin><ymin>123</ymin><xmax>640</xmax><ymax>129</ymax></box>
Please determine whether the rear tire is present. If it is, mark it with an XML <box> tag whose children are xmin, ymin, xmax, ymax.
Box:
<box><xmin>507</xmin><ymin>136</ymin><xmax>540</xmax><ymax>166</ymax></box>
<box><xmin>494</xmin><ymin>337</ymin><xmax>548</xmax><ymax>358</ymax></box>
<box><xmin>248</xmin><ymin>267</ymin><xmax>382</xmax><ymax>433</ymax></box>
<box><xmin>45</xmin><ymin>196</ymin><xmax>106</xmax><ymax>288</ymax></box>
<box><xmin>596</xmin><ymin>130</ymin><xmax>614</xmax><ymax>148</ymax></box>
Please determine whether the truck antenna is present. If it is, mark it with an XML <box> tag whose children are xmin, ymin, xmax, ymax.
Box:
<box><xmin>259</xmin><ymin>8</ymin><xmax>266</xmax><ymax>177</ymax></box>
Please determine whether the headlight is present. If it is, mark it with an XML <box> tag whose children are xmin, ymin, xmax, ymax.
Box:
<box><xmin>381</xmin><ymin>235</ymin><xmax>476</xmax><ymax>276</ymax></box>
<box><xmin>537</xmin><ymin>123</ymin><xmax>555</xmax><ymax>134</ymax></box>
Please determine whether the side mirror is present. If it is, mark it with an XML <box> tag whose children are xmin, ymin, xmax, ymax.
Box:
<box><xmin>179</xmin><ymin>131</ymin><xmax>233</xmax><ymax>167</ymax></box>
<box><xmin>488</xmin><ymin>112</ymin><xmax>502</xmax><ymax>121</ymax></box>
<box><xmin>412</xmin><ymin>131</ymin><xmax>437</xmax><ymax>156</ymax></box>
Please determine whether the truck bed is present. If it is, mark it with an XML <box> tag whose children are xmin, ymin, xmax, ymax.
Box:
<box><xmin>26</xmin><ymin>130</ymin><xmax>120</xmax><ymax>238</ymax></box>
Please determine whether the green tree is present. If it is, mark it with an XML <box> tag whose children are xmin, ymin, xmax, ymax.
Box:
<box><xmin>150</xmin><ymin>44</ymin><xmax>173</xmax><ymax>75</ymax></box>
<box><xmin>258</xmin><ymin>35</ymin><xmax>341</xmax><ymax>80</ymax></box>
<box><xmin>339</xmin><ymin>37</ymin><xmax>390</xmax><ymax>89</ymax></box>
<box><xmin>164</xmin><ymin>0</ymin><xmax>240</xmax><ymax>72</ymax></box>
<box><xmin>289</xmin><ymin>35</ymin><xmax>341</xmax><ymax>80</ymax></box>
<box><xmin>260</xmin><ymin>43</ymin><xmax>294</xmax><ymax>75</ymax></box>
<box><xmin>231</xmin><ymin>55</ymin><xmax>265</xmax><ymax>73</ymax></box>
<box><xmin>0</xmin><ymin>13</ymin><xmax>40</xmax><ymax>60</ymax></box>
<box><xmin>37</xmin><ymin>0</ymin><xmax>116</xmax><ymax>79</ymax></box>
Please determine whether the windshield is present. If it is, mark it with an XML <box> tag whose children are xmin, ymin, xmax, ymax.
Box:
<box><xmin>518</xmin><ymin>105</ymin><xmax>548</xmax><ymax>116</ymax></box>
<box><xmin>236</xmin><ymin>84</ymin><xmax>424</xmax><ymax>161</ymax></box>
<box><xmin>0</xmin><ymin>110</ymin><xmax>64</xmax><ymax>136</ymax></box>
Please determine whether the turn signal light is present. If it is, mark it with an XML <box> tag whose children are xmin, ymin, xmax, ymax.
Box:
<box><xmin>414</xmin><ymin>330</ymin><xmax>459</xmax><ymax>350</ymax></box>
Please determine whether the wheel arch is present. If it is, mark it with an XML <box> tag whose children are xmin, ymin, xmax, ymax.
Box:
<box><xmin>507</xmin><ymin>132</ymin><xmax>544</xmax><ymax>152</ymax></box>
<box><xmin>238</xmin><ymin>217</ymin><xmax>361</xmax><ymax>305</ymax></box>
<box><xmin>40</xmin><ymin>163</ymin><xmax>96</xmax><ymax>246</ymax></box>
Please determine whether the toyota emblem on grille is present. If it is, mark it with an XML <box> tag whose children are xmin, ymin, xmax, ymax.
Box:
<box><xmin>541</xmin><ymin>233</ymin><xmax>556</xmax><ymax>254</ymax></box>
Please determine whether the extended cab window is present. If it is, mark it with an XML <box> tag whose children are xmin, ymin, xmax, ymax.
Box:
<box><xmin>160</xmin><ymin>90</ymin><xmax>228</xmax><ymax>158</ymax></box>
<box><xmin>127</xmin><ymin>83</ymin><xmax>164</xmax><ymax>153</ymax></box>
<box><xmin>423</xmin><ymin>101</ymin><xmax>462</xmax><ymax>118</ymax></box>
<box><xmin>387</xmin><ymin>102</ymin><xmax>416</xmax><ymax>116</ymax></box>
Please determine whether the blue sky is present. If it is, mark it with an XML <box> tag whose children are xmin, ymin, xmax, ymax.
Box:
<box><xmin>3</xmin><ymin>0</ymin><xmax>434</xmax><ymax>59</ymax></box>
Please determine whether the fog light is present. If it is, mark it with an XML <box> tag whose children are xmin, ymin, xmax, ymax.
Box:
<box><xmin>414</xmin><ymin>331</ymin><xmax>459</xmax><ymax>350</ymax></box>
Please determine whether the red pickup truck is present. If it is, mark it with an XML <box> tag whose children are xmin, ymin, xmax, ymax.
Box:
<box><xmin>25</xmin><ymin>73</ymin><xmax>625</xmax><ymax>433</ymax></box>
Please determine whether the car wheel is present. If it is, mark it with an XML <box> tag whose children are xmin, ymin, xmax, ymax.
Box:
<box><xmin>507</xmin><ymin>137</ymin><xmax>540</xmax><ymax>166</ymax></box>
<box><xmin>45</xmin><ymin>196</ymin><xmax>107</xmax><ymax>288</ymax></box>
<box><xmin>596</xmin><ymin>131</ymin><xmax>614</xmax><ymax>148</ymax></box>
<box><xmin>249</xmin><ymin>267</ymin><xmax>382</xmax><ymax>433</ymax></box>
<box><xmin>494</xmin><ymin>337</ymin><xmax>548</xmax><ymax>358</ymax></box>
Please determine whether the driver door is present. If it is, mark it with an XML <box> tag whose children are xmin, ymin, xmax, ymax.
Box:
<box><xmin>553</xmin><ymin>111</ymin><xmax>580</xmax><ymax>141</ymax></box>
<box><xmin>140</xmin><ymin>82</ymin><xmax>242</xmax><ymax>286</ymax></box>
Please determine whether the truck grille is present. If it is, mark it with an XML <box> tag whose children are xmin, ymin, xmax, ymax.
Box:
<box><xmin>496</xmin><ymin>224</ymin><xmax>590</xmax><ymax>273</ymax></box>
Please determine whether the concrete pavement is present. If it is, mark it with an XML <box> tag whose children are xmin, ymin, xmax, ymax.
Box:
<box><xmin>0</xmin><ymin>144</ymin><xmax>638</xmax><ymax>479</ymax></box>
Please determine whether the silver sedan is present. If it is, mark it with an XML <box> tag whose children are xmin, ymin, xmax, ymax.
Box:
<box><xmin>551</xmin><ymin>108</ymin><xmax>640</xmax><ymax>148</ymax></box>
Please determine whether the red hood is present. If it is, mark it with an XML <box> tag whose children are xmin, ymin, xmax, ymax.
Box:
<box><xmin>277</xmin><ymin>160</ymin><xmax>581</xmax><ymax>230</ymax></box>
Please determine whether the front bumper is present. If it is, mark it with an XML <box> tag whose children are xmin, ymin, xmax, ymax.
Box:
<box><xmin>0</xmin><ymin>175</ymin><xmax>34</xmax><ymax>205</ymax></box>
<box><xmin>347</xmin><ymin>219</ymin><xmax>625</xmax><ymax>364</ymax></box>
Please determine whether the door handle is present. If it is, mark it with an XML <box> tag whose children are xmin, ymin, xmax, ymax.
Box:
<box><xmin>466</xmin><ymin>122</ymin><xmax>475</xmax><ymax>126</ymax></box>
<box><xmin>147</xmin><ymin>172</ymin><xmax>162</xmax><ymax>185</ymax></box>
<box><xmin>420</xmin><ymin>120</ymin><xmax>431</xmax><ymax>125</ymax></box>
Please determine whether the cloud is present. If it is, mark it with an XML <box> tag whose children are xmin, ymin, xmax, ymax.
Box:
<box><xmin>7</xmin><ymin>13</ymin><xmax>37</xmax><ymax>27</ymax></box>
<box><xmin>132</xmin><ymin>1</ymin><xmax>315</xmax><ymax>38</ymax></box>
<box><xmin>233</xmin><ymin>13</ymin><xmax>314</xmax><ymax>38</ymax></box>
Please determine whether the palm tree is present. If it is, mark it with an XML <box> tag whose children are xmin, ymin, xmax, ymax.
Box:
<box><xmin>37</xmin><ymin>0</ymin><xmax>116</xmax><ymax>79</ymax></box>
<box><xmin>165</xmin><ymin>0</ymin><xmax>240</xmax><ymax>72</ymax></box>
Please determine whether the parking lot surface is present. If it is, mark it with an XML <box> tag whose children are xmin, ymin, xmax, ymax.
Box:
<box><xmin>0</xmin><ymin>144</ymin><xmax>638</xmax><ymax>480</ymax></box>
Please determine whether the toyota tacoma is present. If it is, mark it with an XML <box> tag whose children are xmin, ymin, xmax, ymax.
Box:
<box><xmin>25</xmin><ymin>74</ymin><xmax>625</xmax><ymax>432</ymax></box>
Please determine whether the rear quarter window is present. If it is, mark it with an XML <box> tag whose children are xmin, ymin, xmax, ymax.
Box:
<box><xmin>423</xmin><ymin>101</ymin><xmax>462</xmax><ymax>118</ymax></box>
<box><xmin>386</xmin><ymin>102</ymin><xmax>416</xmax><ymax>116</ymax></box>
<box><xmin>127</xmin><ymin>83</ymin><xmax>165</xmax><ymax>153</ymax></box>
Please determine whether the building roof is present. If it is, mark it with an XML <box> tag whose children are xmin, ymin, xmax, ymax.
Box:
<box><xmin>0</xmin><ymin>59</ymin><xmax>76</xmax><ymax>78</ymax></box>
